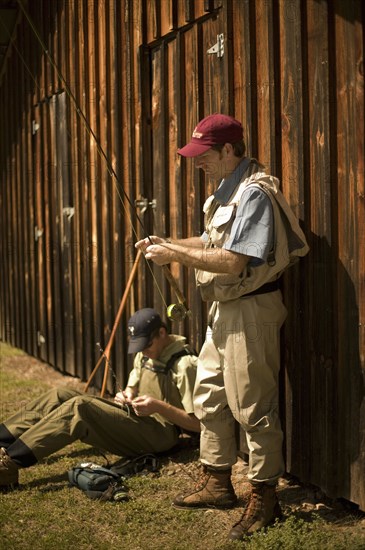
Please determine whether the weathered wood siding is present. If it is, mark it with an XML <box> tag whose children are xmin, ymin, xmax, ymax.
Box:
<box><xmin>0</xmin><ymin>0</ymin><xmax>363</xmax><ymax>509</ymax></box>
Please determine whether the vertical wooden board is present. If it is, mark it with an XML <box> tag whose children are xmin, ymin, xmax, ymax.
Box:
<box><xmin>278</xmin><ymin>0</ymin><xmax>309</xmax><ymax>481</ymax></box>
<box><xmin>57</xmin><ymin>1</ymin><xmax>75</xmax><ymax>376</ymax></box>
<box><xmin>167</xmin><ymin>39</ymin><xmax>181</xmax><ymax>241</ymax></box>
<box><xmin>334</xmin><ymin>0</ymin><xmax>364</xmax><ymax>509</ymax></box>
<box><xmin>151</xmin><ymin>44</ymin><xmax>170</xmax><ymax>314</ymax></box>
<box><xmin>37</xmin><ymin>4</ymin><xmax>57</xmax><ymax>367</ymax></box>
<box><xmin>1</xmin><ymin>69</ymin><xmax>16</xmax><ymax>347</ymax></box>
<box><xmin>181</xmin><ymin>24</ymin><xmax>207</xmax><ymax>348</ymax></box>
<box><xmin>146</xmin><ymin>0</ymin><xmax>161</xmax><ymax>43</ymax></box>
<box><xmin>96</xmin><ymin>0</ymin><xmax>113</xmax><ymax>361</ymax></box>
<box><xmin>42</xmin><ymin>100</ymin><xmax>57</xmax><ymax>367</ymax></box>
<box><xmin>304</xmin><ymin>0</ymin><xmax>338</xmax><ymax>493</ymax></box>
<box><xmin>73</xmin><ymin>0</ymin><xmax>96</xmax><ymax>380</ymax></box>
<box><xmin>33</xmin><ymin>109</ymin><xmax>47</xmax><ymax>361</ymax></box>
<box><xmin>254</xmin><ymin>0</ymin><xmax>276</xmax><ymax>172</ymax></box>
<box><xmin>15</xmin><ymin>30</ymin><xmax>26</xmax><ymax>352</ymax></box>
<box><xmin>166</xmin><ymin>36</ymin><xmax>193</xmax><ymax>341</ymax></box>
<box><xmin>127</xmin><ymin>1</ymin><xmax>148</xmax><ymax>323</ymax></box>
<box><xmin>22</xmin><ymin>21</ymin><xmax>37</xmax><ymax>356</ymax></box>
<box><xmin>51</xmin><ymin>4</ymin><xmax>63</xmax><ymax>367</ymax></box>
<box><xmin>12</xmin><ymin>48</ymin><xmax>22</xmax><ymax>350</ymax></box>
<box><xmin>56</xmin><ymin>93</ymin><xmax>77</xmax><ymax>375</ymax></box>
<box><xmin>86</xmin><ymin>0</ymin><xmax>103</xmax><ymax>378</ymax></box>
<box><xmin>182</xmin><ymin>25</ymin><xmax>201</xmax><ymax>237</ymax></box>
<box><xmin>47</xmin><ymin>96</ymin><xmax>63</xmax><ymax>370</ymax></box>
<box><xmin>0</xmin><ymin>80</ymin><xmax>4</xmax><ymax>341</ymax></box>
<box><xmin>354</xmin><ymin>11</ymin><xmax>365</xmax><ymax>487</ymax></box>
<box><xmin>65</xmin><ymin>0</ymin><xmax>83</xmax><ymax>377</ymax></box>
<box><xmin>0</xmin><ymin>76</ymin><xmax>4</xmax><ymax>341</ymax></box>
<box><xmin>8</xmin><ymin>60</ymin><xmax>16</xmax><ymax>347</ymax></box>
<box><xmin>201</xmin><ymin>12</ymin><xmax>226</xmax><ymax>114</ymax></box>
<box><xmin>135</xmin><ymin>88</ymin><xmax>150</xmax><ymax>325</ymax></box>
<box><xmin>231</xmin><ymin>0</ymin><xmax>255</xmax><ymax>156</ymax></box>
<box><xmin>106</xmin><ymin>0</ymin><xmax>126</xmax><ymax>389</ymax></box>
<box><xmin>160</xmin><ymin>0</ymin><xmax>176</xmax><ymax>35</ymax></box>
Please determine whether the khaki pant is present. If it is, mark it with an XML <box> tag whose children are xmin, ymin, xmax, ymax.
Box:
<box><xmin>3</xmin><ymin>388</ymin><xmax>178</xmax><ymax>463</ymax></box>
<box><xmin>194</xmin><ymin>291</ymin><xmax>287</xmax><ymax>483</ymax></box>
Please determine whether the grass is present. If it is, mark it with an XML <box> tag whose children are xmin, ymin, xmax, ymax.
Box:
<box><xmin>1</xmin><ymin>341</ymin><xmax>365</xmax><ymax>549</ymax></box>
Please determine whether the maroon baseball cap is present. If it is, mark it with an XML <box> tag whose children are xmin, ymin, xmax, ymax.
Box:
<box><xmin>177</xmin><ymin>114</ymin><xmax>243</xmax><ymax>158</ymax></box>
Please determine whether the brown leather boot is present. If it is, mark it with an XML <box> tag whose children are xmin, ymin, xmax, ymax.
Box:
<box><xmin>0</xmin><ymin>447</ymin><xmax>19</xmax><ymax>490</ymax></box>
<box><xmin>228</xmin><ymin>481</ymin><xmax>282</xmax><ymax>539</ymax></box>
<box><xmin>173</xmin><ymin>465</ymin><xmax>237</xmax><ymax>509</ymax></box>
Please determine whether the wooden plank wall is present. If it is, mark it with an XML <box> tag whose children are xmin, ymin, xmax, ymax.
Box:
<box><xmin>0</xmin><ymin>0</ymin><xmax>363</xmax><ymax>509</ymax></box>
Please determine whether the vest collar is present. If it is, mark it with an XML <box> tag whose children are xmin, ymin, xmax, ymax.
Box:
<box><xmin>214</xmin><ymin>156</ymin><xmax>251</xmax><ymax>205</ymax></box>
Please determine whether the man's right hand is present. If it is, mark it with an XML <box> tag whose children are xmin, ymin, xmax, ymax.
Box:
<box><xmin>114</xmin><ymin>387</ymin><xmax>136</xmax><ymax>406</ymax></box>
<box><xmin>135</xmin><ymin>236</ymin><xmax>166</xmax><ymax>253</ymax></box>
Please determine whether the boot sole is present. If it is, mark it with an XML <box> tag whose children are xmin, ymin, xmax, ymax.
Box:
<box><xmin>0</xmin><ymin>482</ymin><xmax>19</xmax><ymax>492</ymax></box>
<box><xmin>228</xmin><ymin>509</ymin><xmax>283</xmax><ymax>540</ymax></box>
<box><xmin>172</xmin><ymin>499</ymin><xmax>237</xmax><ymax>511</ymax></box>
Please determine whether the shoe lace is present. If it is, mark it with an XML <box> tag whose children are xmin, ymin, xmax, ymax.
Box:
<box><xmin>193</xmin><ymin>466</ymin><xmax>210</xmax><ymax>491</ymax></box>
<box><xmin>0</xmin><ymin>448</ymin><xmax>11</xmax><ymax>469</ymax></box>
<box><xmin>234</xmin><ymin>487</ymin><xmax>263</xmax><ymax>527</ymax></box>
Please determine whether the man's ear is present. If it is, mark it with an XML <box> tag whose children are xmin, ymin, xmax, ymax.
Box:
<box><xmin>223</xmin><ymin>142</ymin><xmax>234</xmax><ymax>156</ymax></box>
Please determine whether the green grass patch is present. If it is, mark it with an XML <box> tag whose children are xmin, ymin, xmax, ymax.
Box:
<box><xmin>0</xmin><ymin>358</ymin><xmax>364</xmax><ymax>550</ymax></box>
<box><xmin>0</xmin><ymin>341</ymin><xmax>26</xmax><ymax>358</ymax></box>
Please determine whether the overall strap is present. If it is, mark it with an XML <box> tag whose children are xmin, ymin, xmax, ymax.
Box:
<box><xmin>142</xmin><ymin>349</ymin><xmax>197</xmax><ymax>375</ymax></box>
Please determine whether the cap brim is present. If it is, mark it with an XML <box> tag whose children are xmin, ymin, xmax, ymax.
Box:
<box><xmin>177</xmin><ymin>142</ymin><xmax>212</xmax><ymax>158</ymax></box>
<box><xmin>128</xmin><ymin>335</ymin><xmax>150</xmax><ymax>354</ymax></box>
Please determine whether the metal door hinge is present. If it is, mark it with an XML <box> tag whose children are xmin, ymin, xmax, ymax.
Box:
<box><xmin>63</xmin><ymin>206</ymin><xmax>75</xmax><ymax>220</ymax></box>
<box><xmin>34</xmin><ymin>226</ymin><xmax>44</xmax><ymax>241</ymax></box>
<box><xmin>135</xmin><ymin>197</ymin><xmax>157</xmax><ymax>215</ymax></box>
<box><xmin>207</xmin><ymin>34</ymin><xmax>224</xmax><ymax>58</ymax></box>
<box><xmin>32</xmin><ymin>120</ymin><xmax>40</xmax><ymax>135</ymax></box>
<box><xmin>37</xmin><ymin>331</ymin><xmax>46</xmax><ymax>346</ymax></box>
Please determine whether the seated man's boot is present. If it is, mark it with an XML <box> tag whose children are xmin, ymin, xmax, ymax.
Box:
<box><xmin>173</xmin><ymin>465</ymin><xmax>237</xmax><ymax>509</ymax></box>
<box><xmin>229</xmin><ymin>481</ymin><xmax>282</xmax><ymax>540</ymax></box>
<box><xmin>0</xmin><ymin>447</ymin><xmax>20</xmax><ymax>490</ymax></box>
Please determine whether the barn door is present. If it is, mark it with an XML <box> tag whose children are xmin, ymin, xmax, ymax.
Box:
<box><xmin>32</xmin><ymin>92</ymin><xmax>75</xmax><ymax>372</ymax></box>
<box><xmin>141</xmin><ymin>9</ymin><xmax>230</xmax><ymax>338</ymax></box>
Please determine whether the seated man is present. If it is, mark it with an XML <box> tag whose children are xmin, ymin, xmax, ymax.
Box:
<box><xmin>0</xmin><ymin>308</ymin><xmax>199</xmax><ymax>490</ymax></box>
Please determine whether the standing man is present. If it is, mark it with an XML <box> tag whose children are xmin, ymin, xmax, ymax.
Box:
<box><xmin>136</xmin><ymin>114</ymin><xmax>309</xmax><ymax>540</ymax></box>
<box><xmin>0</xmin><ymin>308</ymin><xmax>199</xmax><ymax>490</ymax></box>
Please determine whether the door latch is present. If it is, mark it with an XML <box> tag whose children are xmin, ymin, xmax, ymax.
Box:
<box><xmin>34</xmin><ymin>226</ymin><xmax>44</xmax><ymax>241</ymax></box>
<box><xmin>207</xmin><ymin>34</ymin><xmax>224</xmax><ymax>58</ymax></box>
<box><xmin>63</xmin><ymin>206</ymin><xmax>75</xmax><ymax>220</ymax></box>
<box><xmin>135</xmin><ymin>197</ymin><xmax>157</xmax><ymax>215</ymax></box>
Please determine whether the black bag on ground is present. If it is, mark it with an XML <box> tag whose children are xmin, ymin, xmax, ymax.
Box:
<box><xmin>68</xmin><ymin>462</ymin><xmax>129</xmax><ymax>501</ymax></box>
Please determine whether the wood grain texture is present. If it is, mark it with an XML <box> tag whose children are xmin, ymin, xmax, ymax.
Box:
<box><xmin>0</xmin><ymin>0</ymin><xmax>363</xmax><ymax>510</ymax></box>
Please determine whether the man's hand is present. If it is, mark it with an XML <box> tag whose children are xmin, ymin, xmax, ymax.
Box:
<box><xmin>131</xmin><ymin>395</ymin><xmax>160</xmax><ymax>416</ymax></box>
<box><xmin>135</xmin><ymin>236</ymin><xmax>166</xmax><ymax>253</ymax></box>
<box><xmin>114</xmin><ymin>387</ymin><xmax>136</xmax><ymax>406</ymax></box>
<box><xmin>132</xmin><ymin>394</ymin><xmax>200</xmax><ymax>432</ymax></box>
<box><xmin>135</xmin><ymin>236</ymin><xmax>173</xmax><ymax>265</ymax></box>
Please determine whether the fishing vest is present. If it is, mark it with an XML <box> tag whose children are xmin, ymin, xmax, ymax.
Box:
<box><xmin>195</xmin><ymin>171</ymin><xmax>309</xmax><ymax>302</ymax></box>
<box><xmin>138</xmin><ymin>348</ymin><xmax>197</xmax><ymax>427</ymax></box>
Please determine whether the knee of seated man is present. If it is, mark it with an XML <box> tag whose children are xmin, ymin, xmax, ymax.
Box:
<box><xmin>55</xmin><ymin>387</ymin><xmax>84</xmax><ymax>403</ymax></box>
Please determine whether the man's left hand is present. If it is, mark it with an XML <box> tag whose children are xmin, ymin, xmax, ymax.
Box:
<box><xmin>144</xmin><ymin>243</ymin><xmax>172</xmax><ymax>265</ymax></box>
<box><xmin>132</xmin><ymin>395</ymin><xmax>160</xmax><ymax>416</ymax></box>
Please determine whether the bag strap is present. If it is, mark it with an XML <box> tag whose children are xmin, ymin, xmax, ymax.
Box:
<box><xmin>142</xmin><ymin>348</ymin><xmax>197</xmax><ymax>375</ymax></box>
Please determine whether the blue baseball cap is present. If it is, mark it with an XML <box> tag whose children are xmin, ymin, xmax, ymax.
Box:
<box><xmin>127</xmin><ymin>308</ymin><xmax>163</xmax><ymax>354</ymax></box>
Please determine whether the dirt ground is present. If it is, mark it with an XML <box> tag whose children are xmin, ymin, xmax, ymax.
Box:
<box><xmin>1</xmin><ymin>350</ymin><xmax>365</xmax><ymax>536</ymax></box>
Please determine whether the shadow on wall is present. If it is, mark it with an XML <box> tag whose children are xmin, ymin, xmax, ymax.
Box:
<box><xmin>282</xmin><ymin>232</ymin><xmax>364</xmax><ymax>509</ymax></box>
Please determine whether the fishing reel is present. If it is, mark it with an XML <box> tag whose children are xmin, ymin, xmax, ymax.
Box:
<box><xmin>166</xmin><ymin>303</ymin><xmax>191</xmax><ymax>322</ymax></box>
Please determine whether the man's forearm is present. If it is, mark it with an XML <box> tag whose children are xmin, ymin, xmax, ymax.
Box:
<box><xmin>164</xmin><ymin>242</ymin><xmax>249</xmax><ymax>274</ymax></box>
<box><xmin>155</xmin><ymin>401</ymin><xmax>200</xmax><ymax>432</ymax></box>
<box><xmin>167</xmin><ymin>236</ymin><xmax>204</xmax><ymax>248</ymax></box>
